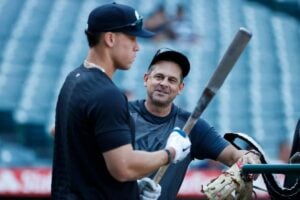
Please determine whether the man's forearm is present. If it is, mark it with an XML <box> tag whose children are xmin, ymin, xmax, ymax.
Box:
<box><xmin>217</xmin><ymin>145</ymin><xmax>246</xmax><ymax>166</ymax></box>
<box><xmin>124</xmin><ymin>149</ymin><xmax>175</xmax><ymax>180</ymax></box>
<box><xmin>103</xmin><ymin>145</ymin><xmax>171</xmax><ymax>182</ymax></box>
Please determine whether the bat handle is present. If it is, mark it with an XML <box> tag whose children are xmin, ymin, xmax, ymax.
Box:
<box><xmin>183</xmin><ymin>116</ymin><xmax>200</xmax><ymax>134</ymax></box>
<box><xmin>153</xmin><ymin>117</ymin><xmax>199</xmax><ymax>183</ymax></box>
<box><xmin>153</xmin><ymin>164</ymin><xmax>169</xmax><ymax>183</ymax></box>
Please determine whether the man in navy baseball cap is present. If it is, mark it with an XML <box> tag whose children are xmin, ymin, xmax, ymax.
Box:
<box><xmin>86</xmin><ymin>2</ymin><xmax>154</xmax><ymax>37</ymax></box>
<box><xmin>52</xmin><ymin>2</ymin><xmax>193</xmax><ymax>200</ymax></box>
<box><xmin>149</xmin><ymin>48</ymin><xmax>190</xmax><ymax>79</ymax></box>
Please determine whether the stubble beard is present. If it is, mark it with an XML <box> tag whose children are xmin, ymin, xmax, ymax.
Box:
<box><xmin>149</xmin><ymin>92</ymin><xmax>173</xmax><ymax>108</ymax></box>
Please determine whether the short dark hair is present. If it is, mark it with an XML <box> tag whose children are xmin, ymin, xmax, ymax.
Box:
<box><xmin>85</xmin><ymin>30</ymin><xmax>101</xmax><ymax>47</ymax></box>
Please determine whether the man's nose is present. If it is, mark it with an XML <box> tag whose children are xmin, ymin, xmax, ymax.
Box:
<box><xmin>134</xmin><ymin>40</ymin><xmax>139</xmax><ymax>52</ymax></box>
<box><xmin>159</xmin><ymin>78</ymin><xmax>169</xmax><ymax>86</ymax></box>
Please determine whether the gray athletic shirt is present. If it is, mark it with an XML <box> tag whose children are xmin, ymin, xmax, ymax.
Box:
<box><xmin>129</xmin><ymin>100</ymin><xmax>229</xmax><ymax>200</ymax></box>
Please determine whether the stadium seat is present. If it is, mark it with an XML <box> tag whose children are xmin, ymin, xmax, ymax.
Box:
<box><xmin>0</xmin><ymin>0</ymin><xmax>299</xmax><ymax>164</ymax></box>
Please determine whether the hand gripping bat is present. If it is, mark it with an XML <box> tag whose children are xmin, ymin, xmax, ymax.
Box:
<box><xmin>153</xmin><ymin>27</ymin><xmax>253</xmax><ymax>183</ymax></box>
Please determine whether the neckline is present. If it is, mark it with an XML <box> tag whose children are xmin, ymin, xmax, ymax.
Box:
<box><xmin>83</xmin><ymin>60</ymin><xmax>105</xmax><ymax>72</ymax></box>
<box><xmin>138</xmin><ymin>100</ymin><xmax>176</xmax><ymax>124</ymax></box>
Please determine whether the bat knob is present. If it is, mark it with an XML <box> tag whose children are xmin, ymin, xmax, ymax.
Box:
<box><xmin>239</xmin><ymin>27</ymin><xmax>252</xmax><ymax>37</ymax></box>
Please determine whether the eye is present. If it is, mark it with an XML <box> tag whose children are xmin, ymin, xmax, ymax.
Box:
<box><xmin>154</xmin><ymin>74</ymin><xmax>164</xmax><ymax>80</ymax></box>
<box><xmin>169</xmin><ymin>77</ymin><xmax>179</xmax><ymax>84</ymax></box>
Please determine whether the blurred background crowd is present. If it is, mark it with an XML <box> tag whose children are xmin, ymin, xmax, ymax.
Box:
<box><xmin>0</xmin><ymin>0</ymin><xmax>299</xmax><ymax>198</ymax></box>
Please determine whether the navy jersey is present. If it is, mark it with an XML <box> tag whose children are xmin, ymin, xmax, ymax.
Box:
<box><xmin>52</xmin><ymin>65</ymin><xmax>138</xmax><ymax>200</ymax></box>
<box><xmin>129</xmin><ymin>100</ymin><xmax>229</xmax><ymax>200</ymax></box>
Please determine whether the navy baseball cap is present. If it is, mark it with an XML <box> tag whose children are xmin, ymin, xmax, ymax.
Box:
<box><xmin>87</xmin><ymin>2</ymin><xmax>154</xmax><ymax>38</ymax></box>
<box><xmin>149</xmin><ymin>48</ymin><xmax>190</xmax><ymax>78</ymax></box>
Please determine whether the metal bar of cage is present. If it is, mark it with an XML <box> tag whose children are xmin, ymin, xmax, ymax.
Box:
<box><xmin>242</xmin><ymin>164</ymin><xmax>300</xmax><ymax>174</ymax></box>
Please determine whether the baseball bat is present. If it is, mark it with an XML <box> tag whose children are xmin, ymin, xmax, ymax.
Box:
<box><xmin>153</xmin><ymin>27</ymin><xmax>252</xmax><ymax>183</ymax></box>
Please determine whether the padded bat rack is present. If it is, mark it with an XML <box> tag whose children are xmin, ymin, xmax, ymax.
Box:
<box><xmin>285</xmin><ymin>119</ymin><xmax>300</xmax><ymax>188</ymax></box>
<box><xmin>224</xmin><ymin>131</ymin><xmax>300</xmax><ymax>200</ymax></box>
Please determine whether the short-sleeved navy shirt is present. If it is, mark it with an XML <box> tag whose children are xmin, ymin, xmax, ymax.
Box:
<box><xmin>129</xmin><ymin>100</ymin><xmax>229</xmax><ymax>200</ymax></box>
<box><xmin>51</xmin><ymin>65</ymin><xmax>138</xmax><ymax>200</ymax></box>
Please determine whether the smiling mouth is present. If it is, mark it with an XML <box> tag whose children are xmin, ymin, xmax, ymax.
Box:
<box><xmin>155</xmin><ymin>90</ymin><xmax>168</xmax><ymax>96</ymax></box>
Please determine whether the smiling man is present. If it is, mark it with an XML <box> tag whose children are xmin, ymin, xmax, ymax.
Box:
<box><xmin>129</xmin><ymin>48</ymin><xmax>261</xmax><ymax>199</ymax></box>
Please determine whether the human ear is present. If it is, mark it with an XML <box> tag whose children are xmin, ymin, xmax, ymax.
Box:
<box><xmin>103</xmin><ymin>32</ymin><xmax>115</xmax><ymax>47</ymax></box>
<box><xmin>143</xmin><ymin>73</ymin><xmax>149</xmax><ymax>87</ymax></box>
<box><xmin>178</xmin><ymin>82</ymin><xmax>185</xmax><ymax>95</ymax></box>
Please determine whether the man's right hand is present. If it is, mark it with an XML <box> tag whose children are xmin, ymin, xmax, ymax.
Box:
<box><xmin>138</xmin><ymin>177</ymin><xmax>161</xmax><ymax>200</ymax></box>
<box><xmin>165</xmin><ymin>127</ymin><xmax>191</xmax><ymax>163</ymax></box>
